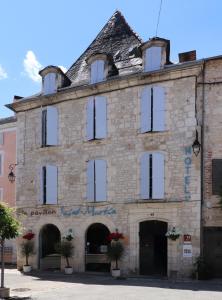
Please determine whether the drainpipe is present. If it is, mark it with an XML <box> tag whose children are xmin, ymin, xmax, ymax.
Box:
<box><xmin>200</xmin><ymin>59</ymin><xmax>206</xmax><ymax>257</ymax></box>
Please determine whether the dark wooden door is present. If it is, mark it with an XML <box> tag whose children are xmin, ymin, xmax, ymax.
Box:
<box><xmin>204</xmin><ymin>227</ymin><xmax>222</xmax><ymax>277</ymax></box>
<box><xmin>139</xmin><ymin>221</ymin><xmax>167</xmax><ymax>276</ymax></box>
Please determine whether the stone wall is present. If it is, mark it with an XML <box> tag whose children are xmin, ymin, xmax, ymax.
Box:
<box><xmin>16</xmin><ymin>67</ymin><xmax>201</xmax><ymax>277</ymax></box>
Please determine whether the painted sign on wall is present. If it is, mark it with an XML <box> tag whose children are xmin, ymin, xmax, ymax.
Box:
<box><xmin>60</xmin><ymin>206</ymin><xmax>116</xmax><ymax>217</ymax></box>
<box><xmin>184</xmin><ymin>146</ymin><xmax>192</xmax><ymax>201</ymax></box>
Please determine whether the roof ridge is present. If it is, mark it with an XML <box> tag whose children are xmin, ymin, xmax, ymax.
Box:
<box><xmin>110</xmin><ymin>10</ymin><xmax>143</xmax><ymax>43</ymax></box>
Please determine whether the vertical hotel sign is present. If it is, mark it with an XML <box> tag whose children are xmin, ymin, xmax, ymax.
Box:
<box><xmin>184</xmin><ymin>146</ymin><xmax>192</xmax><ymax>201</ymax></box>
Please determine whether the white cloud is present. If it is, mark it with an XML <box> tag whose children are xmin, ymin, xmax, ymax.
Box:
<box><xmin>0</xmin><ymin>65</ymin><xmax>8</xmax><ymax>79</ymax></box>
<box><xmin>23</xmin><ymin>50</ymin><xmax>42</xmax><ymax>82</ymax></box>
<box><xmin>59</xmin><ymin>65</ymin><xmax>67</xmax><ymax>73</ymax></box>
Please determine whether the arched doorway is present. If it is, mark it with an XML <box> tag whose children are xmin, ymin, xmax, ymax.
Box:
<box><xmin>39</xmin><ymin>224</ymin><xmax>61</xmax><ymax>270</ymax></box>
<box><xmin>139</xmin><ymin>220</ymin><xmax>167</xmax><ymax>276</ymax></box>
<box><xmin>85</xmin><ymin>223</ymin><xmax>110</xmax><ymax>272</ymax></box>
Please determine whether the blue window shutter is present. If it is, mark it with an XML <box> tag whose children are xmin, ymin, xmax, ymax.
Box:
<box><xmin>46</xmin><ymin>165</ymin><xmax>58</xmax><ymax>204</ymax></box>
<box><xmin>86</xmin><ymin>97</ymin><xmax>94</xmax><ymax>140</ymax></box>
<box><xmin>90</xmin><ymin>61</ymin><xmax>98</xmax><ymax>84</ymax></box>
<box><xmin>141</xmin><ymin>86</ymin><xmax>151</xmax><ymax>133</ymax></box>
<box><xmin>95</xmin><ymin>160</ymin><xmax>107</xmax><ymax>202</ymax></box>
<box><xmin>87</xmin><ymin>160</ymin><xmax>95</xmax><ymax>201</ymax></box>
<box><xmin>140</xmin><ymin>153</ymin><xmax>150</xmax><ymax>199</ymax></box>
<box><xmin>97</xmin><ymin>60</ymin><xmax>105</xmax><ymax>82</ymax></box>
<box><xmin>95</xmin><ymin>96</ymin><xmax>107</xmax><ymax>138</ymax></box>
<box><xmin>145</xmin><ymin>47</ymin><xmax>162</xmax><ymax>71</ymax></box>
<box><xmin>153</xmin><ymin>86</ymin><xmax>165</xmax><ymax>131</ymax></box>
<box><xmin>46</xmin><ymin>106</ymin><xmax>58</xmax><ymax>146</ymax></box>
<box><xmin>152</xmin><ymin>153</ymin><xmax>164</xmax><ymax>199</ymax></box>
<box><xmin>43</xmin><ymin>73</ymin><xmax>56</xmax><ymax>95</ymax></box>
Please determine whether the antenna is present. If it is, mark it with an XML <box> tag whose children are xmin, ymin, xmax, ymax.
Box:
<box><xmin>155</xmin><ymin>0</ymin><xmax>163</xmax><ymax>37</ymax></box>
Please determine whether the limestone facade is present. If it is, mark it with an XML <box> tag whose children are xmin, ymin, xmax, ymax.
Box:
<box><xmin>12</xmin><ymin>65</ymin><xmax>202</xmax><ymax>277</ymax></box>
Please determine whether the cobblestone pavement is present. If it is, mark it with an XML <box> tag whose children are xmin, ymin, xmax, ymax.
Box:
<box><xmin>2</xmin><ymin>268</ymin><xmax>222</xmax><ymax>300</ymax></box>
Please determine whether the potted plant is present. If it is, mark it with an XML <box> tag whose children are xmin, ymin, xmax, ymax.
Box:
<box><xmin>106</xmin><ymin>230</ymin><xmax>124</xmax><ymax>278</ymax></box>
<box><xmin>21</xmin><ymin>232</ymin><xmax>35</xmax><ymax>272</ymax></box>
<box><xmin>56</xmin><ymin>233</ymin><xmax>74</xmax><ymax>274</ymax></box>
<box><xmin>165</xmin><ymin>227</ymin><xmax>181</xmax><ymax>241</ymax></box>
<box><xmin>0</xmin><ymin>202</ymin><xmax>20</xmax><ymax>299</ymax></box>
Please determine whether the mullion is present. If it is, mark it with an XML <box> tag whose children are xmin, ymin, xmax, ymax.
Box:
<box><xmin>149</xmin><ymin>154</ymin><xmax>152</xmax><ymax>198</ymax></box>
<box><xmin>151</xmin><ymin>88</ymin><xmax>153</xmax><ymax>131</ymax></box>
<box><xmin>43</xmin><ymin>166</ymin><xmax>47</xmax><ymax>204</ymax></box>
<box><xmin>93</xmin><ymin>98</ymin><xmax>96</xmax><ymax>139</ymax></box>
<box><xmin>94</xmin><ymin>160</ymin><xmax>96</xmax><ymax>201</ymax></box>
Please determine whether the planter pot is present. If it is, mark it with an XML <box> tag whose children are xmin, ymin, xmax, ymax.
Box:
<box><xmin>65</xmin><ymin>267</ymin><xmax>73</xmax><ymax>275</ymax></box>
<box><xmin>111</xmin><ymin>269</ymin><xmax>121</xmax><ymax>278</ymax></box>
<box><xmin>168</xmin><ymin>235</ymin><xmax>180</xmax><ymax>241</ymax></box>
<box><xmin>0</xmin><ymin>287</ymin><xmax>10</xmax><ymax>298</ymax></box>
<box><xmin>23</xmin><ymin>265</ymin><xmax>32</xmax><ymax>273</ymax></box>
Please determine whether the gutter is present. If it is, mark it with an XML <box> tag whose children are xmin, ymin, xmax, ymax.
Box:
<box><xmin>200</xmin><ymin>60</ymin><xmax>206</xmax><ymax>257</ymax></box>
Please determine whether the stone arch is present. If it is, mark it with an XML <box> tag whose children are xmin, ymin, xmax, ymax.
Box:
<box><xmin>39</xmin><ymin>223</ymin><xmax>61</xmax><ymax>270</ymax></box>
<box><xmin>139</xmin><ymin>220</ymin><xmax>168</xmax><ymax>276</ymax></box>
<box><xmin>85</xmin><ymin>220</ymin><xmax>113</xmax><ymax>272</ymax></box>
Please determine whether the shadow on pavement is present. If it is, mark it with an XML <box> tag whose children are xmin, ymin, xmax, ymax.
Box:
<box><xmin>19</xmin><ymin>270</ymin><xmax>222</xmax><ymax>293</ymax></box>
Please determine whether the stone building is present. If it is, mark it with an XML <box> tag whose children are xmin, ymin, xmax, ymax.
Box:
<box><xmin>201</xmin><ymin>58</ymin><xmax>222</xmax><ymax>277</ymax></box>
<box><xmin>0</xmin><ymin>116</ymin><xmax>17</xmax><ymax>263</ymax></box>
<box><xmin>7</xmin><ymin>11</ymin><xmax>205</xmax><ymax>277</ymax></box>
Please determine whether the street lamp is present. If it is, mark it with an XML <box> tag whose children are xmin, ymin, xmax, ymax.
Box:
<box><xmin>192</xmin><ymin>130</ymin><xmax>201</xmax><ymax>157</ymax></box>
<box><xmin>8</xmin><ymin>164</ymin><xmax>17</xmax><ymax>183</ymax></box>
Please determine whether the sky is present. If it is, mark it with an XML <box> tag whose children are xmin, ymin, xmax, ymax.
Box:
<box><xmin>1</xmin><ymin>0</ymin><xmax>222</xmax><ymax>117</ymax></box>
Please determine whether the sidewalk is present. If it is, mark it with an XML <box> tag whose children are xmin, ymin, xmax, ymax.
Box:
<box><xmin>2</xmin><ymin>268</ymin><xmax>222</xmax><ymax>300</ymax></box>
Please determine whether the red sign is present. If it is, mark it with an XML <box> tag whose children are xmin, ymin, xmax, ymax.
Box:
<box><xmin>183</xmin><ymin>234</ymin><xmax>191</xmax><ymax>242</ymax></box>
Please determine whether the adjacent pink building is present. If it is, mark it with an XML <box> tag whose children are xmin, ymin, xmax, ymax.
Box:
<box><xmin>0</xmin><ymin>116</ymin><xmax>17</xmax><ymax>263</ymax></box>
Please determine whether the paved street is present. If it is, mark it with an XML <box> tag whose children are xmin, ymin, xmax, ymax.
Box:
<box><xmin>2</xmin><ymin>268</ymin><xmax>222</xmax><ymax>300</ymax></box>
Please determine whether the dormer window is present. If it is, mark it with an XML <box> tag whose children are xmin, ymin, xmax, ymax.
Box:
<box><xmin>142</xmin><ymin>38</ymin><xmax>170</xmax><ymax>73</ymax></box>
<box><xmin>39</xmin><ymin>65</ymin><xmax>71</xmax><ymax>96</ymax></box>
<box><xmin>145</xmin><ymin>46</ymin><xmax>162</xmax><ymax>72</ymax></box>
<box><xmin>90</xmin><ymin>59</ymin><xmax>105</xmax><ymax>84</ymax></box>
<box><xmin>43</xmin><ymin>72</ymin><xmax>56</xmax><ymax>95</ymax></box>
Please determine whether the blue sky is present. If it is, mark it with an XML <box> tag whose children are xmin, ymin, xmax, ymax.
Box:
<box><xmin>1</xmin><ymin>0</ymin><xmax>222</xmax><ymax>117</ymax></box>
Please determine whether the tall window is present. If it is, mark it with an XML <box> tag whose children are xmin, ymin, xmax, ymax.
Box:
<box><xmin>144</xmin><ymin>46</ymin><xmax>162</xmax><ymax>72</ymax></box>
<box><xmin>140</xmin><ymin>152</ymin><xmax>164</xmax><ymax>199</ymax></box>
<box><xmin>0</xmin><ymin>188</ymin><xmax>3</xmax><ymax>201</ymax></box>
<box><xmin>140</xmin><ymin>86</ymin><xmax>165</xmax><ymax>133</ymax></box>
<box><xmin>87</xmin><ymin>159</ymin><xmax>107</xmax><ymax>202</ymax></box>
<box><xmin>43</xmin><ymin>73</ymin><xmax>56</xmax><ymax>95</ymax></box>
<box><xmin>87</xmin><ymin>96</ymin><xmax>107</xmax><ymax>140</ymax></box>
<box><xmin>42</xmin><ymin>106</ymin><xmax>58</xmax><ymax>146</ymax></box>
<box><xmin>40</xmin><ymin>165</ymin><xmax>58</xmax><ymax>204</ymax></box>
<box><xmin>90</xmin><ymin>60</ymin><xmax>105</xmax><ymax>84</ymax></box>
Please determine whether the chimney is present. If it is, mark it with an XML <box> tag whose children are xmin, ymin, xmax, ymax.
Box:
<box><xmin>178</xmin><ymin>50</ymin><xmax>196</xmax><ymax>63</ymax></box>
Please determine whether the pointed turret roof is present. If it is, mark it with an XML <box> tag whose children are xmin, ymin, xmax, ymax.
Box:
<box><xmin>66</xmin><ymin>11</ymin><xmax>143</xmax><ymax>85</ymax></box>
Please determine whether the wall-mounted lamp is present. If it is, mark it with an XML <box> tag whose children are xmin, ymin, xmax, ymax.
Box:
<box><xmin>8</xmin><ymin>164</ymin><xmax>17</xmax><ymax>183</ymax></box>
<box><xmin>192</xmin><ymin>130</ymin><xmax>201</xmax><ymax>157</ymax></box>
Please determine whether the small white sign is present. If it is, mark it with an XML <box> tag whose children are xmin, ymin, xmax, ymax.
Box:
<box><xmin>183</xmin><ymin>244</ymin><xmax>192</xmax><ymax>257</ymax></box>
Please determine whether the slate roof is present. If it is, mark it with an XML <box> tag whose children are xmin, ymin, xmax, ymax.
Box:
<box><xmin>66</xmin><ymin>11</ymin><xmax>143</xmax><ymax>86</ymax></box>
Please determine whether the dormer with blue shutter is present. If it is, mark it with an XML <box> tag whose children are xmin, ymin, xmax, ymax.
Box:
<box><xmin>39</xmin><ymin>65</ymin><xmax>71</xmax><ymax>95</ymax></box>
<box><xmin>141</xmin><ymin>37</ymin><xmax>170</xmax><ymax>72</ymax></box>
<box><xmin>86</xmin><ymin>53</ymin><xmax>118</xmax><ymax>84</ymax></box>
